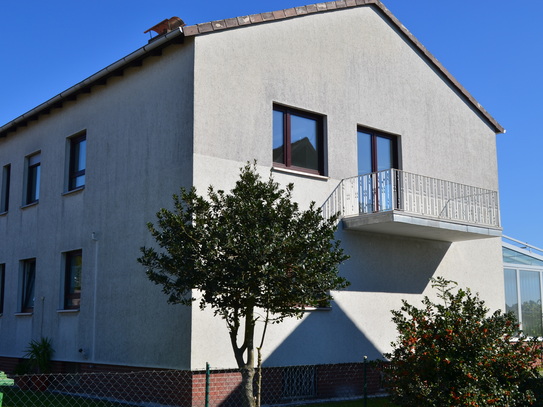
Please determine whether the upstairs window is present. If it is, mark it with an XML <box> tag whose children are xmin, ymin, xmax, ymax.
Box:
<box><xmin>1</xmin><ymin>164</ymin><xmax>10</xmax><ymax>213</ymax></box>
<box><xmin>273</xmin><ymin>105</ymin><xmax>324</xmax><ymax>175</ymax></box>
<box><xmin>25</xmin><ymin>153</ymin><xmax>41</xmax><ymax>205</ymax></box>
<box><xmin>21</xmin><ymin>259</ymin><xmax>36</xmax><ymax>313</ymax></box>
<box><xmin>64</xmin><ymin>250</ymin><xmax>82</xmax><ymax>310</ymax></box>
<box><xmin>68</xmin><ymin>133</ymin><xmax>86</xmax><ymax>191</ymax></box>
<box><xmin>0</xmin><ymin>264</ymin><xmax>5</xmax><ymax>314</ymax></box>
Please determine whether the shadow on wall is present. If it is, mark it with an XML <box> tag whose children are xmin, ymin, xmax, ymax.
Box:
<box><xmin>264</xmin><ymin>301</ymin><xmax>382</xmax><ymax>366</ymax></box>
<box><xmin>338</xmin><ymin>227</ymin><xmax>451</xmax><ymax>294</ymax></box>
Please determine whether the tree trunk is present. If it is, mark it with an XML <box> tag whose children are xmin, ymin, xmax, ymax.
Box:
<box><xmin>240</xmin><ymin>365</ymin><xmax>256</xmax><ymax>407</ymax></box>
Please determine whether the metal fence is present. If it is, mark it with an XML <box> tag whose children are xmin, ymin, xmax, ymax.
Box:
<box><xmin>322</xmin><ymin>169</ymin><xmax>500</xmax><ymax>228</ymax></box>
<box><xmin>0</xmin><ymin>362</ymin><xmax>382</xmax><ymax>407</ymax></box>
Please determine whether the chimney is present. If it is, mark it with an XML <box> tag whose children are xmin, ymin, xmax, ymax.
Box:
<box><xmin>144</xmin><ymin>17</ymin><xmax>185</xmax><ymax>41</ymax></box>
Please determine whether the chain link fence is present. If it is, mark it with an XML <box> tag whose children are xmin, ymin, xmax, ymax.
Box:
<box><xmin>0</xmin><ymin>362</ymin><xmax>383</xmax><ymax>407</ymax></box>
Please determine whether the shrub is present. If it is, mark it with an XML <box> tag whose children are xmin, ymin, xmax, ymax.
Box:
<box><xmin>385</xmin><ymin>277</ymin><xmax>541</xmax><ymax>406</ymax></box>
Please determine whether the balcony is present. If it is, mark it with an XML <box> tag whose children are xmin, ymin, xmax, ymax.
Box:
<box><xmin>322</xmin><ymin>169</ymin><xmax>501</xmax><ymax>242</ymax></box>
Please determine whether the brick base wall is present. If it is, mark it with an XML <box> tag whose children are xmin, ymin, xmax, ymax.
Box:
<box><xmin>1</xmin><ymin>357</ymin><xmax>384</xmax><ymax>406</ymax></box>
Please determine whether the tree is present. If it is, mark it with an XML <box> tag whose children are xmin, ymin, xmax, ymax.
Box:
<box><xmin>138</xmin><ymin>162</ymin><xmax>350</xmax><ymax>407</ymax></box>
<box><xmin>385</xmin><ymin>277</ymin><xmax>541</xmax><ymax>407</ymax></box>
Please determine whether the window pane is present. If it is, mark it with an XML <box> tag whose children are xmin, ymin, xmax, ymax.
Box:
<box><xmin>504</xmin><ymin>268</ymin><xmax>519</xmax><ymax>319</ymax></box>
<box><xmin>22</xmin><ymin>260</ymin><xmax>36</xmax><ymax>312</ymax></box>
<box><xmin>65</xmin><ymin>251</ymin><xmax>82</xmax><ymax>309</ymax></box>
<box><xmin>519</xmin><ymin>270</ymin><xmax>542</xmax><ymax>336</ymax></box>
<box><xmin>377</xmin><ymin>136</ymin><xmax>394</xmax><ymax>171</ymax></box>
<box><xmin>27</xmin><ymin>154</ymin><xmax>40</xmax><ymax>204</ymax></box>
<box><xmin>0</xmin><ymin>264</ymin><xmax>4</xmax><ymax>314</ymax></box>
<box><xmin>357</xmin><ymin>132</ymin><xmax>372</xmax><ymax>176</ymax></box>
<box><xmin>290</xmin><ymin>114</ymin><xmax>318</xmax><ymax>171</ymax></box>
<box><xmin>1</xmin><ymin>165</ymin><xmax>10</xmax><ymax>212</ymax></box>
<box><xmin>273</xmin><ymin>110</ymin><xmax>285</xmax><ymax>164</ymax></box>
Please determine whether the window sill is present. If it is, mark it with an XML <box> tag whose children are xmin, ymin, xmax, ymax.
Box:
<box><xmin>20</xmin><ymin>201</ymin><xmax>38</xmax><ymax>210</ymax></box>
<box><xmin>0</xmin><ymin>211</ymin><xmax>6</xmax><ymax>216</ymax></box>
<box><xmin>62</xmin><ymin>186</ymin><xmax>85</xmax><ymax>196</ymax></box>
<box><xmin>15</xmin><ymin>312</ymin><xmax>33</xmax><ymax>317</ymax></box>
<box><xmin>272</xmin><ymin>167</ymin><xmax>329</xmax><ymax>181</ymax></box>
<box><xmin>57</xmin><ymin>309</ymin><xmax>80</xmax><ymax>314</ymax></box>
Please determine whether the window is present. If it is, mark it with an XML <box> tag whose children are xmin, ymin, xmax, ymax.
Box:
<box><xmin>273</xmin><ymin>105</ymin><xmax>324</xmax><ymax>175</ymax></box>
<box><xmin>504</xmin><ymin>267</ymin><xmax>543</xmax><ymax>337</ymax></box>
<box><xmin>68</xmin><ymin>134</ymin><xmax>86</xmax><ymax>190</ymax></box>
<box><xmin>21</xmin><ymin>259</ymin><xmax>36</xmax><ymax>313</ymax></box>
<box><xmin>64</xmin><ymin>250</ymin><xmax>82</xmax><ymax>310</ymax></box>
<box><xmin>1</xmin><ymin>164</ymin><xmax>10</xmax><ymax>212</ymax></box>
<box><xmin>0</xmin><ymin>264</ymin><xmax>5</xmax><ymax>314</ymax></box>
<box><xmin>357</xmin><ymin>128</ymin><xmax>399</xmax><ymax>213</ymax></box>
<box><xmin>26</xmin><ymin>153</ymin><xmax>41</xmax><ymax>204</ymax></box>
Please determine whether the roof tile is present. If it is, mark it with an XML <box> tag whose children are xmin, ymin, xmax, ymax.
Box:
<box><xmin>345</xmin><ymin>0</ymin><xmax>357</xmax><ymax>6</ymax></box>
<box><xmin>197</xmin><ymin>22</ymin><xmax>214</xmax><ymax>33</ymax></box>
<box><xmin>213</xmin><ymin>20</ymin><xmax>227</xmax><ymax>30</ymax></box>
<box><xmin>183</xmin><ymin>25</ymin><xmax>199</xmax><ymax>36</ymax></box>
<box><xmin>261</xmin><ymin>12</ymin><xmax>275</xmax><ymax>21</ymax></box>
<box><xmin>306</xmin><ymin>4</ymin><xmax>318</xmax><ymax>13</ymax></box>
<box><xmin>237</xmin><ymin>16</ymin><xmax>252</xmax><ymax>25</ymax></box>
<box><xmin>273</xmin><ymin>10</ymin><xmax>286</xmax><ymax>19</ymax></box>
<box><xmin>335</xmin><ymin>0</ymin><xmax>348</xmax><ymax>8</ymax></box>
<box><xmin>295</xmin><ymin>6</ymin><xmax>309</xmax><ymax>15</ymax></box>
<box><xmin>249</xmin><ymin>13</ymin><xmax>264</xmax><ymax>23</ymax></box>
<box><xmin>316</xmin><ymin>3</ymin><xmax>328</xmax><ymax>11</ymax></box>
<box><xmin>325</xmin><ymin>1</ymin><xmax>338</xmax><ymax>9</ymax></box>
<box><xmin>224</xmin><ymin>18</ymin><xmax>239</xmax><ymax>28</ymax></box>
<box><xmin>284</xmin><ymin>8</ymin><xmax>298</xmax><ymax>17</ymax></box>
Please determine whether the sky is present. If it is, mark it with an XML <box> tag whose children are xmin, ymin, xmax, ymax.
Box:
<box><xmin>1</xmin><ymin>1</ymin><xmax>542</xmax><ymax>248</ymax></box>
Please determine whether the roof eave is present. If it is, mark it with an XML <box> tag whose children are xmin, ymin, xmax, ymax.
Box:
<box><xmin>0</xmin><ymin>27</ymin><xmax>184</xmax><ymax>139</ymax></box>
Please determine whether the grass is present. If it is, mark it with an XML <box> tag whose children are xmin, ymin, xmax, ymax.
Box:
<box><xmin>0</xmin><ymin>386</ymin><xmax>125</xmax><ymax>407</ymax></box>
<box><xmin>297</xmin><ymin>398</ymin><xmax>398</xmax><ymax>407</ymax></box>
<box><xmin>0</xmin><ymin>386</ymin><xmax>398</xmax><ymax>407</ymax></box>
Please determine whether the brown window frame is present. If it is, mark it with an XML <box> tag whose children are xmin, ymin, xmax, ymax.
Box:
<box><xmin>64</xmin><ymin>250</ymin><xmax>82</xmax><ymax>310</ymax></box>
<box><xmin>68</xmin><ymin>133</ymin><xmax>86</xmax><ymax>191</ymax></box>
<box><xmin>273</xmin><ymin>105</ymin><xmax>325</xmax><ymax>176</ymax></box>
<box><xmin>26</xmin><ymin>153</ymin><xmax>40</xmax><ymax>205</ymax></box>
<box><xmin>0</xmin><ymin>264</ymin><xmax>5</xmax><ymax>314</ymax></box>
<box><xmin>21</xmin><ymin>259</ymin><xmax>36</xmax><ymax>313</ymax></box>
<box><xmin>1</xmin><ymin>164</ymin><xmax>10</xmax><ymax>213</ymax></box>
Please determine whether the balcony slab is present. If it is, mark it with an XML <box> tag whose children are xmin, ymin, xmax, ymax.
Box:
<box><xmin>342</xmin><ymin>210</ymin><xmax>502</xmax><ymax>242</ymax></box>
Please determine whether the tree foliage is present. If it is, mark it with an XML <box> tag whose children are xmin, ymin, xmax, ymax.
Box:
<box><xmin>385</xmin><ymin>277</ymin><xmax>541</xmax><ymax>407</ymax></box>
<box><xmin>138</xmin><ymin>162</ymin><xmax>349</xmax><ymax>407</ymax></box>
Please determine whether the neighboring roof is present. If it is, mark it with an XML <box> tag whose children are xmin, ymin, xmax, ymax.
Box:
<box><xmin>503</xmin><ymin>235</ymin><xmax>543</xmax><ymax>268</ymax></box>
<box><xmin>0</xmin><ymin>0</ymin><xmax>504</xmax><ymax>139</ymax></box>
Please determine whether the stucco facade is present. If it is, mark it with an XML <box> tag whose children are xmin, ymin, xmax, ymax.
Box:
<box><xmin>0</xmin><ymin>1</ymin><xmax>503</xmax><ymax>373</ymax></box>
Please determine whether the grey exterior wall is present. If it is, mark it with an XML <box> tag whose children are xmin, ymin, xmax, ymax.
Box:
<box><xmin>0</xmin><ymin>42</ymin><xmax>196</xmax><ymax>369</ymax></box>
<box><xmin>189</xmin><ymin>5</ymin><xmax>502</xmax><ymax>368</ymax></box>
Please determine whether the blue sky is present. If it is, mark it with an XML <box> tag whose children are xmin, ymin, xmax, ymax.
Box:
<box><xmin>1</xmin><ymin>1</ymin><xmax>541</xmax><ymax>247</ymax></box>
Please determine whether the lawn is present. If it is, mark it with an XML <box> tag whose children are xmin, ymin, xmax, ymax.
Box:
<box><xmin>0</xmin><ymin>386</ymin><xmax>125</xmax><ymax>407</ymax></box>
<box><xmin>298</xmin><ymin>398</ymin><xmax>397</xmax><ymax>407</ymax></box>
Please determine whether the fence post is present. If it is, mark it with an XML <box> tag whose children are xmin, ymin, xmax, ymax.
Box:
<box><xmin>363</xmin><ymin>356</ymin><xmax>367</xmax><ymax>407</ymax></box>
<box><xmin>205</xmin><ymin>362</ymin><xmax>210</xmax><ymax>407</ymax></box>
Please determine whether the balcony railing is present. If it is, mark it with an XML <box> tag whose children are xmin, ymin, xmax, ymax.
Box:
<box><xmin>322</xmin><ymin>169</ymin><xmax>500</xmax><ymax>229</ymax></box>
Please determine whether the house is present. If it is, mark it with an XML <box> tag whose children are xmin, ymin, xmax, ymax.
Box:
<box><xmin>0</xmin><ymin>0</ymin><xmax>503</xmax><ymax>394</ymax></box>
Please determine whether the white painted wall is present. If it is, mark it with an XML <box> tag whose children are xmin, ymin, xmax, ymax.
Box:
<box><xmin>0</xmin><ymin>42</ymin><xmax>196</xmax><ymax>369</ymax></box>
<box><xmin>189</xmin><ymin>5</ymin><xmax>502</xmax><ymax>368</ymax></box>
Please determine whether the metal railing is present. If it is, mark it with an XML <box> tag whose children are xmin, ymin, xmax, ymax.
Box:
<box><xmin>322</xmin><ymin>169</ymin><xmax>500</xmax><ymax>228</ymax></box>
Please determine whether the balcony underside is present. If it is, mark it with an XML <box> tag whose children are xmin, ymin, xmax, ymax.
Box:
<box><xmin>342</xmin><ymin>210</ymin><xmax>502</xmax><ymax>242</ymax></box>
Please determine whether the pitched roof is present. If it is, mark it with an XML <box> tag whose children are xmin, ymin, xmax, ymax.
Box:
<box><xmin>0</xmin><ymin>0</ymin><xmax>504</xmax><ymax>138</ymax></box>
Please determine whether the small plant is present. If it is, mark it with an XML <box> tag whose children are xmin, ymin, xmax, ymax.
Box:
<box><xmin>22</xmin><ymin>337</ymin><xmax>54</xmax><ymax>374</ymax></box>
<box><xmin>385</xmin><ymin>277</ymin><xmax>541</xmax><ymax>406</ymax></box>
